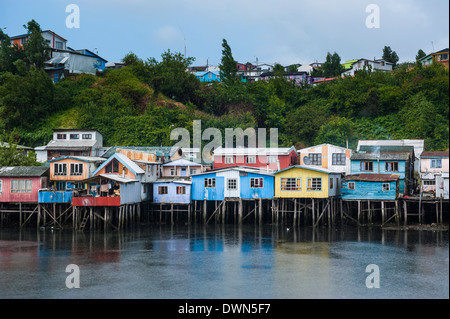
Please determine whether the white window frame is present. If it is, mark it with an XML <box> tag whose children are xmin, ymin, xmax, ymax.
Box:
<box><xmin>225</xmin><ymin>156</ymin><xmax>234</xmax><ymax>164</ymax></box>
<box><xmin>348</xmin><ymin>182</ymin><xmax>355</xmax><ymax>190</ymax></box>
<box><xmin>0</xmin><ymin>180</ymin><xmax>2</xmax><ymax>195</ymax></box>
<box><xmin>11</xmin><ymin>179</ymin><xmax>32</xmax><ymax>193</ymax></box>
<box><xmin>246</xmin><ymin>156</ymin><xmax>256</xmax><ymax>164</ymax></box>
<box><xmin>382</xmin><ymin>183</ymin><xmax>390</xmax><ymax>191</ymax></box>
<box><xmin>70</xmin><ymin>163</ymin><xmax>83</xmax><ymax>176</ymax></box>
<box><xmin>307</xmin><ymin>177</ymin><xmax>322</xmax><ymax>191</ymax></box>
<box><xmin>54</xmin><ymin>163</ymin><xmax>67</xmax><ymax>176</ymax></box>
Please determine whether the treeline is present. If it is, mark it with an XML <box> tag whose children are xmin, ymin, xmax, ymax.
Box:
<box><xmin>0</xmin><ymin>21</ymin><xmax>448</xmax><ymax>154</ymax></box>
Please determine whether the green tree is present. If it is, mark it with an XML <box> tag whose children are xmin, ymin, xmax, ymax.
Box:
<box><xmin>321</xmin><ymin>52</ymin><xmax>344</xmax><ymax>77</ymax></box>
<box><xmin>0</xmin><ymin>130</ymin><xmax>41</xmax><ymax>166</ymax></box>
<box><xmin>382</xmin><ymin>46</ymin><xmax>399</xmax><ymax>68</ymax></box>
<box><xmin>219</xmin><ymin>39</ymin><xmax>237</xmax><ymax>82</ymax></box>
<box><xmin>416</xmin><ymin>49</ymin><xmax>426</xmax><ymax>61</ymax></box>
<box><xmin>22</xmin><ymin>20</ymin><xmax>50</xmax><ymax>69</ymax></box>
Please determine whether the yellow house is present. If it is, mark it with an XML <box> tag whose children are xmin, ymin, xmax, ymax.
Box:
<box><xmin>275</xmin><ymin>166</ymin><xmax>341</xmax><ymax>198</ymax></box>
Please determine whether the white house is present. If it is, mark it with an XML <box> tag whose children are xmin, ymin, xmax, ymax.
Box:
<box><xmin>342</xmin><ymin>58</ymin><xmax>393</xmax><ymax>76</ymax></box>
<box><xmin>297</xmin><ymin>143</ymin><xmax>352</xmax><ymax>175</ymax></box>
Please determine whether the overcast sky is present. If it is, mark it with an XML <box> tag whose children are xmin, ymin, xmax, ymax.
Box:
<box><xmin>1</xmin><ymin>0</ymin><xmax>449</xmax><ymax>66</ymax></box>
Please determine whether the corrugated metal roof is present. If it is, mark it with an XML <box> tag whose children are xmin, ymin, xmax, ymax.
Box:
<box><xmin>275</xmin><ymin>165</ymin><xmax>341</xmax><ymax>175</ymax></box>
<box><xmin>351</xmin><ymin>153</ymin><xmax>410</xmax><ymax>161</ymax></box>
<box><xmin>45</xmin><ymin>139</ymin><xmax>97</xmax><ymax>149</ymax></box>
<box><xmin>0</xmin><ymin>166</ymin><xmax>49</xmax><ymax>177</ymax></box>
<box><xmin>420</xmin><ymin>151</ymin><xmax>449</xmax><ymax>158</ymax></box>
<box><xmin>344</xmin><ymin>174</ymin><xmax>399</xmax><ymax>182</ymax></box>
<box><xmin>162</xmin><ymin>159</ymin><xmax>202</xmax><ymax>167</ymax></box>
<box><xmin>359</xmin><ymin>145</ymin><xmax>414</xmax><ymax>154</ymax></box>
<box><xmin>48</xmin><ymin>156</ymin><xmax>106</xmax><ymax>163</ymax></box>
<box><xmin>102</xmin><ymin>146</ymin><xmax>180</xmax><ymax>159</ymax></box>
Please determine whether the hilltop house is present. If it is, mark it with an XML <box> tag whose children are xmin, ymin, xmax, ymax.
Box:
<box><xmin>342</xmin><ymin>58</ymin><xmax>393</xmax><ymax>76</ymax></box>
<box><xmin>418</xmin><ymin>48</ymin><xmax>449</xmax><ymax>68</ymax></box>
<box><xmin>35</xmin><ymin>129</ymin><xmax>104</xmax><ymax>162</ymax></box>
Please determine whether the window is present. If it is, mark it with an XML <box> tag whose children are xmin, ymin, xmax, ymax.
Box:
<box><xmin>105</xmin><ymin>159</ymin><xmax>120</xmax><ymax>173</ymax></box>
<box><xmin>267</xmin><ymin>156</ymin><xmax>277</xmax><ymax>163</ymax></box>
<box><xmin>281</xmin><ymin>178</ymin><xmax>301</xmax><ymax>191</ymax></box>
<box><xmin>70</xmin><ymin>163</ymin><xmax>83</xmax><ymax>176</ymax></box>
<box><xmin>348</xmin><ymin>182</ymin><xmax>355</xmax><ymax>190</ymax></box>
<box><xmin>227</xmin><ymin>178</ymin><xmax>237</xmax><ymax>190</ymax></box>
<box><xmin>158</xmin><ymin>186</ymin><xmax>168</xmax><ymax>195</ymax></box>
<box><xmin>176</xmin><ymin>186</ymin><xmax>186</xmax><ymax>195</ymax></box>
<box><xmin>11</xmin><ymin>180</ymin><xmax>32</xmax><ymax>193</ymax></box>
<box><xmin>55</xmin><ymin>41</ymin><xmax>63</xmax><ymax>49</ymax></box>
<box><xmin>70</xmin><ymin>134</ymin><xmax>79</xmax><ymax>140</ymax></box>
<box><xmin>385</xmin><ymin>162</ymin><xmax>399</xmax><ymax>172</ymax></box>
<box><xmin>0</xmin><ymin>180</ymin><xmax>2</xmax><ymax>195</ymax></box>
<box><xmin>54</xmin><ymin>163</ymin><xmax>67</xmax><ymax>176</ymax></box>
<box><xmin>246</xmin><ymin>156</ymin><xmax>256</xmax><ymax>164</ymax></box>
<box><xmin>382</xmin><ymin>183</ymin><xmax>390</xmax><ymax>191</ymax></box>
<box><xmin>423</xmin><ymin>180</ymin><xmax>435</xmax><ymax>185</ymax></box>
<box><xmin>225</xmin><ymin>156</ymin><xmax>234</xmax><ymax>164</ymax></box>
<box><xmin>204</xmin><ymin>178</ymin><xmax>216</xmax><ymax>188</ymax></box>
<box><xmin>250</xmin><ymin>177</ymin><xmax>263</xmax><ymax>188</ymax></box>
<box><xmin>332</xmin><ymin>153</ymin><xmax>346</xmax><ymax>165</ymax></box>
<box><xmin>360</xmin><ymin>161</ymin><xmax>373</xmax><ymax>171</ymax></box>
<box><xmin>307</xmin><ymin>178</ymin><xmax>322</xmax><ymax>191</ymax></box>
<box><xmin>330</xmin><ymin>178</ymin><xmax>334</xmax><ymax>189</ymax></box>
<box><xmin>82</xmin><ymin>134</ymin><xmax>92</xmax><ymax>139</ymax></box>
<box><xmin>431</xmin><ymin>159</ymin><xmax>442</xmax><ymax>168</ymax></box>
<box><xmin>20</xmin><ymin>37</ymin><xmax>27</xmax><ymax>45</ymax></box>
<box><xmin>440</xmin><ymin>53</ymin><xmax>448</xmax><ymax>61</ymax></box>
<box><xmin>56</xmin><ymin>133</ymin><xmax>66</xmax><ymax>139</ymax></box>
<box><xmin>190</xmin><ymin>169</ymin><xmax>198</xmax><ymax>175</ymax></box>
<box><xmin>380</xmin><ymin>61</ymin><xmax>385</xmax><ymax>66</ymax></box>
<box><xmin>310</xmin><ymin>153</ymin><xmax>322</xmax><ymax>165</ymax></box>
<box><xmin>170</xmin><ymin>168</ymin><xmax>176</xmax><ymax>176</ymax></box>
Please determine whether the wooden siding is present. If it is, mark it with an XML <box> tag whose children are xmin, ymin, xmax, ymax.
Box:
<box><xmin>0</xmin><ymin>177</ymin><xmax>45</xmax><ymax>203</ymax></box>
<box><xmin>274</xmin><ymin>167</ymin><xmax>341</xmax><ymax>198</ymax></box>
<box><xmin>341</xmin><ymin>180</ymin><xmax>398</xmax><ymax>200</ymax></box>
<box><xmin>38</xmin><ymin>190</ymin><xmax>73</xmax><ymax>203</ymax></box>
<box><xmin>239</xmin><ymin>172</ymin><xmax>274</xmax><ymax>199</ymax></box>
<box><xmin>153</xmin><ymin>182</ymin><xmax>191</xmax><ymax>204</ymax></box>
<box><xmin>72</xmin><ymin>196</ymin><xmax>121</xmax><ymax>207</ymax></box>
<box><xmin>191</xmin><ymin>173</ymin><xmax>225</xmax><ymax>201</ymax></box>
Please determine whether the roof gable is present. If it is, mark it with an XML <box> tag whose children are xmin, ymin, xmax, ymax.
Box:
<box><xmin>93</xmin><ymin>153</ymin><xmax>144</xmax><ymax>176</ymax></box>
<box><xmin>0</xmin><ymin>166</ymin><xmax>49</xmax><ymax>177</ymax></box>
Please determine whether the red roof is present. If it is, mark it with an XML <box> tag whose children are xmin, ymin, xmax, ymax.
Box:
<box><xmin>420</xmin><ymin>151</ymin><xmax>449</xmax><ymax>158</ymax></box>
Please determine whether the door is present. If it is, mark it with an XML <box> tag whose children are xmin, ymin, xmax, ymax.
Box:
<box><xmin>226</xmin><ymin>178</ymin><xmax>239</xmax><ymax>198</ymax></box>
<box><xmin>180</xmin><ymin>167</ymin><xmax>187</xmax><ymax>176</ymax></box>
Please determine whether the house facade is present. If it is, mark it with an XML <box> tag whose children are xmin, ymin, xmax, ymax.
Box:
<box><xmin>153</xmin><ymin>179</ymin><xmax>192</xmax><ymax>204</ymax></box>
<box><xmin>350</xmin><ymin>151</ymin><xmax>413</xmax><ymax>195</ymax></box>
<box><xmin>297</xmin><ymin>143</ymin><xmax>352</xmax><ymax>175</ymax></box>
<box><xmin>72</xmin><ymin>153</ymin><xmax>148</xmax><ymax>207</ymax></box>
<box><xmin>419</xmin><ymin>151</ymin><xmax>449</xmax><ymax>196</ymax></box>
<box><xmin>341</xmin><ymin>174</ymin><xmax>399</xmax><ymax>200</ymax></box>
<box><xmin>0</xmin><ymin>166</ymin><xmax>49</xmax><ymax>203</ymax></box>
<box><xmin>47</xmin><ymin>156</ymin><xmax>105</xmax><ymax>190</ymax></box>
<box><xmin>35</xmin><ymin>129</ymin><xmax>104</xmax><ymax>162</ymax></box>
<box><xmin>274</xmin><ymin>166</ymin><xmax>341</xmax><ymax>199</ymax></box>
<box><xmin>213</xmin><ymin>146</ymin><xmax>297</xmax><ymax>171</ymax></box>
<box><xmin>191</xmin><ymin>167</ymin><xmax>274</xmax><ymax>201</ymax></box>
<box><xmin>161</xmin><ymin>158</ymin><xmax>204</xmax><ymax>177</ymax></box>
<box><xmin>342</xmin><ymin>58</ymin><xmax>393</xmax><ymax>76</ymax></box>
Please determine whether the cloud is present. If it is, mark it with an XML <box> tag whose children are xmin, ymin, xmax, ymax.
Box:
<box><xmin>154</xmin><ymin>25</ymin><xmax>183</xmax><ymax>45</ymax></box>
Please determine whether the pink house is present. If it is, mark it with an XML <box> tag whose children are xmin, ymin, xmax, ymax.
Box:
<box><xmin>419</xmin><ymin>151</ymin><xmax>449</xmax><ymax>194</ymax></box>
<box><xmin>0</xmin><ymin>166</ymin><xmax>49</xmax><ymax>203</ymax></box>
<box><xmin>213</xmin><ymin>146</ymin><xmax>298</xmax><ymax>171</ymax></box>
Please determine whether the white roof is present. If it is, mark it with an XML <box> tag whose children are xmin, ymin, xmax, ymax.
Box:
<box><xmin>162</xmin><ymin>158</ymin><xmax>202</xmax><ymax>167</ymax></box>
<box><xmin>98</xmin><ymin>174</ymin><xmax>137</xmax><ymax>183</ymax></box>
<box><xmin>213</xmin><ymin>146</ymin><xmax>296</xmax><ymax>156</ymax></box>
<box><xmin>115</xmin><ymin>153</ymin><xmax>145</xmax><ymax>174</ymax></box>
<box><xmin>357</xmin><ymin>139</ymin><xmax>424</xmax><ymax>158</ymax></box>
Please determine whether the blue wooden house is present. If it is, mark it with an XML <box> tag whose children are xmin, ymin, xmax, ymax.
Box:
<box><xmin>350</xmin><ymin>149</ymin><xmax>413</xmax><ymax>195</ymax></box>
<box><xmin>153</xmin><ymin>178</ymin><xmax>191</xmax><ymax>204</ymax></box>
<box><xmin>195</xmin><ymin>71</ymin><xmax>221</xmax><ymax>82</ymax></box>
<box><xmin>341</xmin><ymin>174</ymin><xmax>399</xmax><ymax>200</ymax></box>
<box><xmin>191</xmin><ymin>167</ymin><xmax>274</xmax><ymax>201</ymax></box>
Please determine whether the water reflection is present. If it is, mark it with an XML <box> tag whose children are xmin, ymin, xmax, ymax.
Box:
<box><xmin>0</xmin><ymin>225</ymin><xmax>448</xmax><ymax>299</ymax></box>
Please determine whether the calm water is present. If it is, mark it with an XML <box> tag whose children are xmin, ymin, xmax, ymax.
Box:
<box><xmin>0</xmin><ymin>224</ymin><xmax>448</xmax><ymax>299</ymax></box>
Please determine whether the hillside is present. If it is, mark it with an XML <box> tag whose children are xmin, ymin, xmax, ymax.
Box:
<box><xmin>0</xmin><ymin>52</ymin><xmax>448</xmax><ymax>152</ymax></box>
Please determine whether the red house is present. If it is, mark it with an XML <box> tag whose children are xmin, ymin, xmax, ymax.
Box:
<box><xmin>0</xmin><ymin>166</ymin><xmax>49</xmax><ymax>203</ymax></box>
<box><xmin>213</xmin><ymin>146</ymin><xmax>298</xmax><ymax>170</ymax></box>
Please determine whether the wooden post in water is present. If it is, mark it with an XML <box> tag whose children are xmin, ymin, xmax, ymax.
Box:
<box><xmin>312</xmin><ymin>199</ymin><xmax>315</xmax><ymax>227</ymax></box>
<box><xmin>381</xmin><ymin>201</ymin><xmax>385</xmax><ymax>225</ymax></box>
<box><xmin>258</xmin><ymin>198</ymin><xmax>262</xmax><ymax>227</ymax></box>
<box><xmin>238</xmin><ymin>198</ymin><xmax>243</xmax><ymax>224</ymax></box>
<box><xmin>203</xmin><ymin>200</ymin><xmax>207</xmax><ymax>225</ymax></box>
